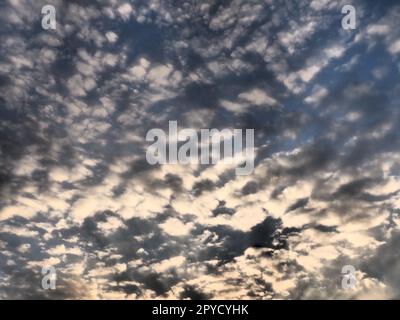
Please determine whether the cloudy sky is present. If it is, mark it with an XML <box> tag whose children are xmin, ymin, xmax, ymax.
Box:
<box><xmin>1</xmin><ymin>0</ymin><xmax>400</xmax><ymax>299</ymax></box>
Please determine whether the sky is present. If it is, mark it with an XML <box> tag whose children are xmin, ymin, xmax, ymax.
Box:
<box><xmin>0</xmin><ymin>0</ymin><xmax>400</xmax><ymax>299</ymax></box>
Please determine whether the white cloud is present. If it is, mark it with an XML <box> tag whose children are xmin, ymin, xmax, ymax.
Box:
<box><xmin>160</xmin><ymin>218</ymin><xmax>193</xmax><ymax>236</ymax></box>
<box><xmin>117</xmin><ymin>3</ymin><xmax>133</xmax><ymax>20</ymax></box>
<box><xmin>305</xmin><ymin>85</ymin><xmax>328</xmax><ymax>105</ymax></box>
<box><xmin>105</xmin><ymin>31</ymin><xmax>118</xmax><ymax>43</ymax></box>
<box><xmin>238</xmin><ymin>88</ymin><xmax>277</xmax><ymax>106</ymax></box>
<box><xmin>388</xmin><ymin>39</ymin><xmax>400</xmax><ymax>55</ymax></box>
<box><xmin>152</xmin><ymin>256</ymin><xmax>186</xmax><ymax>273</ymax></box>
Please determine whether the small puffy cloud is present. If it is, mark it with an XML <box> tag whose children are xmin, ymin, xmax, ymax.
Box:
<box><xmin>160</xmin><ymin>218</ymin><xmax>194</xmax><ymax>236</ymax></box>
<box><xmin>305</xmin><ymin>85</ymin><xmax>328</xmax><ymax>106</ymax></box>
<box><xmin>117</xmin><ymin>3</ymin><xmax>133</xmax><ymax>20</ymax></box>
<box><xmin>152</xmin><ymin>256</ymin><xmax>186</xmax><ymax>273</ymax></box>
<box><xmin>388</xmin><ymin>39</ymin><xmax>400</xmax><ymax>55</ymax></box>
<box><xmin>238</xmin><ymin>88</ymin><xmax>277</xmax><ymax>106</ymax></box>
<box><xmin>105</xmin><ymin>31</ymin><xmax>118</xmax><ymax>43</ymax></box>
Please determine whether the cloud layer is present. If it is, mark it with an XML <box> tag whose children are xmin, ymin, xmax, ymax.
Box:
<box><xmin>1</xmin><ymin>0</ymin><xmax>400</xmax><ymax>299</ymax></box>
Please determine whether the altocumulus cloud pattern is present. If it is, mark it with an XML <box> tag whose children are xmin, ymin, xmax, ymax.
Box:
<box><xmin>0</xmin><ymin>0</ymin><xmax>400</xmax><ymax>299</ymax></box>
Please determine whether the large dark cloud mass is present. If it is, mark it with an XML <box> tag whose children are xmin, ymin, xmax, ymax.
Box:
<box><xmin>1</xmin><ymin>0</ymin><xmax>400</xmax><ymax>299</ymax></box>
